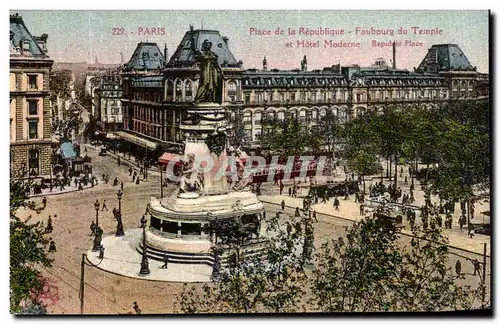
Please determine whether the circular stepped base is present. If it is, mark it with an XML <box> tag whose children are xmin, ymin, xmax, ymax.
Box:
<box><xmin>138</xmin><ymin>239</ymin><xmax>269</xmax><ymax>268</ymax></box>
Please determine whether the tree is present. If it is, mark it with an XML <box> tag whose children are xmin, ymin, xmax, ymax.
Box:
<box><xmin>175</xmin><ymin>215</ymin><xmax>313</xmax><ymax>313</ymax></box>
<box><xmin>311</xmin><ymin>218</ymin><xmax>401</xmax><ymax>312</ymax></box>
<box><xmin>311</xmin><ymin>218</ymin><xmax>483</xmax><ymax>312</ymax></box>
<box><xmin>344</xmin><ymin>147</ymin><xmax>381</xmax><ymax>193</ymax></box>
<box><xmin>261</xmin><ymin>117</ymin><xmax>317</xmax><ymax>157</ymax></box>
<box><xmin>10</xmin><ymin>172</ymin><xmax>53</xmax><ymax>313</ymax></box>
<box><xmin>313</xmin><ymin>111</ymin><xmax>340</xmax><ymax>153</ymax></box>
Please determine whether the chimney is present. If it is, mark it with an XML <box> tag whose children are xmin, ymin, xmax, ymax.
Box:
<box><xmin>222</xmin><ymin>36</ymin><xmax>229</xmax><ymax>46</ymax></box>
<box><xmin>164</xmin><ymin>43</ymin><xmax>168</xmax><ymax>62</ymax></box>
<box><xmin>392</xmin><ymin>41</ymin><xmax>396</xmax><ymax>69</ymax></box>
<box><xmin>262</xmin><ymin>56</ymin><xmax>268</xmax><ymax>71</ymax></box>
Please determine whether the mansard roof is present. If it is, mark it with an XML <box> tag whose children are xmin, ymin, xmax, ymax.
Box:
<box><xmin>10</xmin><ymin>13</ymin><xmax>48</xmax><ymax>58</ymax></box>
<box><xmin>167</xmin><ymin>28</ymin><xmax>240</xmax><ymax>68</ymax></box>
<box><xmin>416</xmin><ymin>44</ymin><xmax>476</xmax><ymax>73</ymax></box>
<box><xmin>124</xmin><ymin>42</ymin><xmax>165</xmax><ymax>71</ymax></box>
<box><xmin>242</xmin><ymin>68</ymin><xmax>346</xmax><ymax>88</ymax></box>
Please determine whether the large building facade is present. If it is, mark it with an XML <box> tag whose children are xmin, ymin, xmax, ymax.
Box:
<box><xmin>112</xmin><ymin>27</ymin><xmax>488</xmax><ymax>163</ymax></box>
<box><xmin>10</xmin><ymin>13</ymin><xmax>54</xmax><ymax>178</ymax></box>
<box><xmin>94</xmin><ymin>73</ymin><xmax>123</xmax><ymax>132</ymax></box>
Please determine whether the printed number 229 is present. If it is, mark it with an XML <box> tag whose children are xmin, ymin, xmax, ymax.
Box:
<box><xmin>112</xmin><ymin>27</ymin><xmax>125</xmax><ymax>35</ymax></box>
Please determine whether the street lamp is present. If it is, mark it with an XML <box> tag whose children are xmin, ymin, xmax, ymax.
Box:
<box><xmin>117</xmin><ymin>190</ymin><xmax>123</xmax><ymax>214</ymax></box>
<box><xmin>94</xmin><ymin>200</ymin><xmax>100</xmax><ymax>227</ymax></box>
<box><xmin>92</xmin><ymin>200</ymin><xmax>102</xmax><ymax>252</ymax></box>
<box><xmin>139</xmin><ymin>214</ymin><xmax>150</xmax><ymax>276</ymax></box>
<box><xmin>115</xmin><ymin>211</ymin><xmax>125</xmax><ymax>237</ymax></box>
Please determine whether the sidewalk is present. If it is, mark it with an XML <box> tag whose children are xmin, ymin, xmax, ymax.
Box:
<box><xmin>259</xmin><ymin>194</ymin><xmax>490</xmax><ymax>257</ymax></box>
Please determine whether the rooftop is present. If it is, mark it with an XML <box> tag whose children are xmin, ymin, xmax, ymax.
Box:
<box><xmin>167</xmin><ymin>28</ymin><xmax>240</xmax><ymax>68</ymax></box>
<box><xmin>10</xmin><ymin>13</ymin><xmax>49</xmax><ymax>59</ymax></box>
<box><xmin>124</xmin><ymin>42</ymin><xmax>166</xmax><ymax>71</ymax></box>
<box><xmin>417</xmin><ymin>44</ymin><xmax>476</xmax><ymax>73</ymax></box>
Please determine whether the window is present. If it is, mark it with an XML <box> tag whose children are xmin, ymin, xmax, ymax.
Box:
<box><xmin>28</xmin><ymin>100</ymin><xmax>38</xmax><ymax>115</ymax></box>
<box><xmin>254</xmin><ymin>112</ymin><xmax>262</xmax><ymax>125</ymax></box>
<box><xmin>269</xmin><ymin>92</ymin><xmax>273</xmax><ymax>102</ymax></box>
<box><xmin>28</xmin><ymin>121</ymin><xmax>38</xmax><ymax>139</ymax></box>
<box><xmin>186</xmin><ymin>82</ymin><xmax>193</xmax><ymax>98</ymax></box>
<box><xmin>175</xmin><ymin>81</ymin><xmax>183</xmax><ymax>100</ymax></box>
<box><xmin>28</xmin><ymin>149</ymin><xmax>39</xmax><ymax>176</ymax></box>
<box><xmin>312</xmin><ymin>92</ymin><xmax>317</xmax><ymax>102</ymax></box>
<box><xmin>166</xmin><ymin>81</ymin><xmax>174</xmax><ymax>100</ymax></box>
<box><xmin>245</xmin><ymin>93</ymin><xmax>250</xmax><ymax>105</ymax></box>
<box><xmin>28</xmin><ymin>75</ymin><xmax>38</xmax><ymax>90</ymax></box>
<box><xmin>356</xmin><ymin>94</ymin><xmax>361</xmax><ymax>102</ymax></box>
<box><xmin>322</xmin><ymin>92</ymin><xmax>327</xmax><ymax>102</ymax></box>
<box><xmin>277</xmin><ymin>111</ymin><xmax>285</xmax><ymax>120</ymax></box>
<box><xmin>312</xmin><ymin>109</ymin><xmax>318</xmax><ymax>120</ymax></box>
<box><xmin>300</xmin><ymin>92</ymin><xmax>306</xmax><ymax>102</ymax></box>
<box><xmin>280</xmin><ymin>93</ymin><xmax>284</xmax><ymax>102</ymax></box>
<box><xmin>291</xmin><ymin>93</ymin><xmax>296</xmax><ymax>102</ymax></box>
<box><xmin>228</xmin><ymin>82</ymin><xmax>237</xmax><ymax>96</ymax></box>
<box><xmin>243</xmin><ymin>112</ymin><xmax>252</xmax><ymax>124</ymax></box>
<box><xmin>332</xmin><ymin>91</ymin><xmax>337</xmax><ymax>101</ymax></box>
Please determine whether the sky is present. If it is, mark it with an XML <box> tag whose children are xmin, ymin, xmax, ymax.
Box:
<box><xmin>12</xmin><ymin>10</ymin><xmax>489</xmax><ymax>73</ymax></box>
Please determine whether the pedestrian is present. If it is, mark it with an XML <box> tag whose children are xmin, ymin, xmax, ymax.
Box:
<box><xmin>295</xmin><ymin>207</ymin><xmax>301</xmax><ymax>218</ymax></box>
<box><xmin>118</xmin><ymin>156</ymin><xmax>121</xmax><ymax>166</ymax></box>
<box><xmin>161</xmin><ymin>253</ymin><xmax>169</xmax><ymax>269</ymax></box>
<box><xmin>99</xmin><ymin>245</ymin><xmax>105</xmax><ymax>259</ymax></box>
<box><xmin>129</xmin><ymin>168</ymin><xmax>133</xmax><ymax>176</ymax></box>
<box><xmin>262</xmin><ymin>211</ymin><xmax>266</xmax><ymax>220</ymax></box>
<box><xmin>334</xmin><ymin>197</ymin><xmax>340</xmax><ymax>211</ymax></box>
<box><xmin>286</xmin><ymin>222</ymin><xmax>292</xmax><ymax>236</ymax></box>
<box><xmin>459</xmin><ymin>216</ymin><xmax>464</xmax><ymax>231</ymax></box>
<box><xmin>312</xmin><ymin>210</ymin><xmax>318</xmax><ymax>222</ymax></box>
<box><xmin>288</xmin><ymin>187</ymin><xmax>292</xmax><ymax>197</ymax></box>
<box><xmin>455</xmin><ymin>260</ymin><xmax>462</xmax><ymax>277</ymax></box>
<box><xmin>102</xmin><ymin>200</ymin><xmax>108</xmax><ymax>211</ymax></box>
<box><xmin>90</xmin><ymin>220</ymin><xmax>96</xmax><ymax>236</ymax></box>
<box><xmin>360</xmin><ymin>203</ymin><xmax>364</xmax><ymax>216</ymax></box>
<box><xmin>344</xmin><ymin>190</ymin><xmax>349</xmax><ymax>200</ymax></box>
<box><xmin>468</xmin><ymin>224</ymin><xmax>475</xmax><ymax>239</ymax></box>
<box><xmin>136</xmin><ymin>177</ymin><xmax>140</xmax><ymax>185</ymax></box>
<box><xmin>42</xmin><ymin>196</ymin><xmax>47</xmax><ymax>207</ymax></box>
<box><xmin>472</xmin><ymin>259</ymin><xmax>481</xmax><ymax>276</ymax></box>
<box><xmin>133</xmin><ymin>302</ymin><xmax>141</xmax><ymax>314</ymax></box>
<box><xmin>354</xmin><ymin>192</ymin><xmax>358</xmax><ymax>203</ymax></box>
<box><xmin>48</xmin><ymin>238</ymin><xmax>57</xmax><ymax>252</ymax></box>
<box><xmin>46</xmin><ymin>215</ymin><xmax>53</xmax><ymax>233</ymax></box>
<box><xmin>281</xmin><ymin>199</ymin><xmax>285</xmax><ymax>211</ymax></box>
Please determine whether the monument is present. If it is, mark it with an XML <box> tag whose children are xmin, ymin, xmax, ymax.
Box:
<box><xmin>138</xmin><ymin>33</ymin><xmax>266</xmax><ymax>268</ymax></box>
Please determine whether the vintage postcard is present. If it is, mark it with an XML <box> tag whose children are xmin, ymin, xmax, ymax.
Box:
<box><xmin>9</xmin><ymin>10</ymin><xmax>490</xmax><ymax>315</ymax></box>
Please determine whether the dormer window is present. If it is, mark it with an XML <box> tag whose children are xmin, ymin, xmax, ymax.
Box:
<box><xmin>22</xmin><ymin>39</ymin><xmax>30</xmax><ymax>52</ymax></box>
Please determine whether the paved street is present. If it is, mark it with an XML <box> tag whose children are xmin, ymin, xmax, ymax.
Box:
<box><xmin>15</xmin><ymin>149</ymin><xmax>490</xmax><ymax>314</ymax></box>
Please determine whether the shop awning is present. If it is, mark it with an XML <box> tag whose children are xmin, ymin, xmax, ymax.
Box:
<box><xmin>60</xmin><ymin>142</ymin><xmax>76</xmax><ymax>160</ymax></box>
<box><xmin>159</xmin><ymin>152</ymin><xmax>182</xmax><ymax>165</ymax></box>
<box><xmin>115</xmin><ymin>131</ymin><xmax>158</xmax><ymax>150</ymax></box>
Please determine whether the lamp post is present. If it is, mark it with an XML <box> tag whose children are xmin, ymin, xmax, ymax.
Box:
<box><xmin>92</xmin><ymin>200</ymin><xmax>102</xmax><ymax>251</ymax></box>
<box><xmin>139</xmin><ymin>214</ymin><xmax>150</xmax><ymax>276</ymax></box>
<box><xmin>117</xmin><ymin>190</ymin><xmax>123</xmax><ymax>214</ymax></box>
<box><xmin>115</xmin><ymin>212</ymin><xmax>125</xmax><ymax>237</ymax></box>
<box><xmin>94</xmin><ymin>200</ymin><xmax>100</xmax><ymax>227</ymax></box>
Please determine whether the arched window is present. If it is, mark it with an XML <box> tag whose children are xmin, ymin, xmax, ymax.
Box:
<box><xmin>166</xmin><ymin>81</ymin><xmax>174</xmax><ymax>101</ymax></box>
<box><xmin>277</xmin><ymin>111</ymin><xmax>285</xmax><ymax>120</ymax></box>
<box><xmin>175</xmin><ymin>80</ymin><xmax>183</xmax><ymax>101</ymax></box>
<box><xmin>254</xmin><ymin>111</ymin><xmax>262</xmax><ymax>125</ymax></box>
<box><xmin>185</xmin><ymin>81</ymin><xmax>193</xmax><ymax>98</ymax></box>
<box><xmin>28</xmin><ymin>149</ymin><xmax>39</xmax><ymax>176</ymax></box>
<box><xmin>243</xmin><ymin>111</ymin><xmax>252</xmax><ymax>125</ymax></box>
